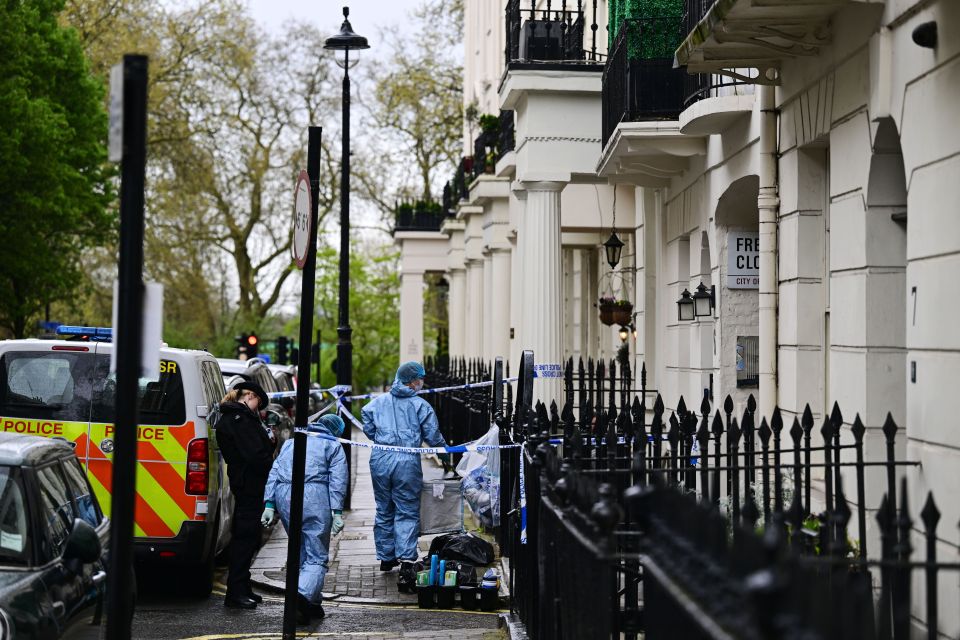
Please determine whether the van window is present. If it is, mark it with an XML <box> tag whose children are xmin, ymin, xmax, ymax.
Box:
<box><xmin>91</xmin><ymin>356</ymin><xmax>186</xmax><ymax>425</ymax></box>
<box><xmin>61</xmin><ymin>457</ymin><xmax>101</xmax><ymax>527</ymax></box>
<box><xmin>0</xmin><ymin>352</ymin><xmax>94</xmax><ymax>422</ymax></box>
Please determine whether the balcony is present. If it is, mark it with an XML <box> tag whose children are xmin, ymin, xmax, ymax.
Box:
<box><xmin>505</xmin><ymin>0</ymin><xmax>605</xmax><ymax>69</ymax></box>
<box><xmin>601</xmin><ymin>17</ymin><xmax>687</xmax><ymax>148</ymax></box>
<box><xmin>442</xmin><ymin>157</ymin><xmax>473</xmax><ymax>214</ymax></box>
<box><xmin>470</xmin><ymin>111</ymin><xmax>516</xmax><ymax>181</ymax></box>
<box><xmin>393</xmin><ymin>200</ymin><xmax>450</xmax><ymax>234</ymax></box>
<box><xmin>675</xmin><ymin>0</ymin><xmax>882</xmax><ymax>78</ymax></box>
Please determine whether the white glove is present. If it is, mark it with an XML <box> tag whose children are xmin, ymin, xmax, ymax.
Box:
<box><xmin>331</xmin><ymin>511</ymin><xmax>345</xmax><ymax>535</ymax></box>
<box><xmin>261</xmin><ymin>506</ymin><xmax>277</xmax><ymax>527</ymax></box>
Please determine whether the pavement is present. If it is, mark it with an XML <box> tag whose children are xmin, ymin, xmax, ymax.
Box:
<box><xmin>250</xmin><ymin>428</ymin><xmax>509</xmax><ymax>609</ymax></box>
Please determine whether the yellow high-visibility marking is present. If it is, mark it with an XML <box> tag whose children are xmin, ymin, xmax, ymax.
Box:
<box><xmin>135</xmin><ymin>462</ymin><xmax>190</xmax><ymax>525</ymax></box>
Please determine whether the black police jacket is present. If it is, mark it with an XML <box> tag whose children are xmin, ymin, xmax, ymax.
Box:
<box><xmin>215</xmin><ymin>401</ymin><xmax>275</xmax><ymax>498</ymax></box>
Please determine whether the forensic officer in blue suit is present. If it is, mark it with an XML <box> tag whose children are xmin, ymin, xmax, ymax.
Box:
<box><xmin>361</xmin><ymin>361</ymin><xmax>447</xmax><ymax>592</ymax></box>
<box><xmin>262</xmin><ymin>414</ymin><xmax>348</xmax><ymax>624</ymax></box>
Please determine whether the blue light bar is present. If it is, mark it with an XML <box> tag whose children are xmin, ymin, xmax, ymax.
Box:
<box><xmin>56</xmin><ymin>326</ymin><xmax>113</xmax><ymax>341</ymax></box>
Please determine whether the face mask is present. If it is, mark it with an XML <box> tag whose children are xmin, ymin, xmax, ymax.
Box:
<box><xmin>410</xmin><ymin>379</ymin><xmax>424</xmax><ymax>392</ymax></box>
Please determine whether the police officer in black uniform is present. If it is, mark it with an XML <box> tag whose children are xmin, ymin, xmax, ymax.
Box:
<box><xmin>216</xmin><ymin>381</ymin><xmax>275</xmax><ymax>609</ymax></box>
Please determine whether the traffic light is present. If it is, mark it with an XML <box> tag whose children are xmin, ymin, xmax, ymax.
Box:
<box><xmin>246</xmin><ymin>332</ymin><xmax>259</xmax><ymax>358</ymax></box>
<box><xmin>236</xmin><ymin>334</ymin><xmax>248</xmax><ymax>360</ymax></box>
<box><xmin>277</xmin><ymin>336</ymin><xmax>289</xmax><ymax>365</ymax></box>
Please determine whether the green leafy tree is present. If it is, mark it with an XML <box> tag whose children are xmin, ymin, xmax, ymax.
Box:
<box><xmin>357</xmin><ymin>0</ymin><xmax>464</xmax><ymax>217</ymax></box>
<box><xmin>0</xmin><ymin>0</ymin><xmax>114</xmax><ymax>338</ymax></box>
<box><xmin>299</xmin><ymin>243</ymin><xmax>400</xmax><ymax>395</ymax></box>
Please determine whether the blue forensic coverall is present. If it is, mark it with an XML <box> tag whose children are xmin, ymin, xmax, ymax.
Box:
<box><xmin>361</xmin><ymin>380</ymin><xmax>446</xmax><ymax>562</ymax></box>
<box><xmin>264</xmin><ymin>420</ymin><xmax>347</xmax><ymax>605</ymax></box>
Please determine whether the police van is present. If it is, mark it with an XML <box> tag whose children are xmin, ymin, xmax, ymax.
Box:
<box><xmin>0</xmin><ymin>327</ymin><xmax>234</xmax><ymax>595</ymax></box>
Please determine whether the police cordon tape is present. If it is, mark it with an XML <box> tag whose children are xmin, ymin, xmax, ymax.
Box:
<box><xmin>267</xmin><ymin>363</ymin><xmax>567</xmax><ymax>404</ymax></box>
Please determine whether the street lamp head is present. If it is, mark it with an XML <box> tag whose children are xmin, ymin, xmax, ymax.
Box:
<box><xmin>324</xmin><ymin>6</ymin><xmax>370</xmax><ymax>51</ymax></box>
<box><xmin>618</xmin><ymin>325</ymin><xmax>629</xmax><ymax>343</ymax></box>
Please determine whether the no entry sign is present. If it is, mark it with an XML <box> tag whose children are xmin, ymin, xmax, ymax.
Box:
<box><xmin>292</xmin><ymin>169</ymin><xmax>311</xmax><ymax>269</ymax></box>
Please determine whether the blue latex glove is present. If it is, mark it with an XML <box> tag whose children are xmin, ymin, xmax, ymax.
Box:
<box><xmin>331</xmin><ymin>511</ymin><xmax>345</xmax><ymax>536</ymax></box>
<box><xmin>261</xmin><ymin>506</ymin><xmax>276</xmax><ymax>528</ymax></box>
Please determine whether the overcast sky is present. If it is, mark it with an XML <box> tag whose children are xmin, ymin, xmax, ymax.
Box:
<box><xmin>242</xmin><ymin>0</ymin><xmax>423</xmax><ymax>54</ymax></box>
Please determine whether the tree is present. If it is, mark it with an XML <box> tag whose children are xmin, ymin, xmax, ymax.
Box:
<box><xmin>357</xmin><ymin>0</ymin><xmax>464</xmax><ymax>217</ymax></box>
<box><xmin>61</xmin><ymin>0</ymin><xmax>343</xmax><ymax>345</ymax></box>
<box><xmin>0</xmin><ymin>0</ymin><xmax>114</xmax><ymax>338</ymax></box>
<box><xmin>304</xmin><ymin>243</ymin><xmax>400</xmax><ymax>393</ymax></box>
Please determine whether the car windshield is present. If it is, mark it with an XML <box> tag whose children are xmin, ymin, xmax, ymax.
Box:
<box><xmin>91</xmin><ymin>356</ymin><xmax>186</xmax><ymax>425</ymax></box>
<box><xmin>0</xmin><ymin>467</ymin><xmax>30</xmax><ymax>566</ymax></box>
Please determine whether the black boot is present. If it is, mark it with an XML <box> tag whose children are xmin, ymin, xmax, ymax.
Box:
<box><xmin>379</xmin><ymin>559</ymin><xmax>399</xmax><ymax>572</ymax></box>
<box><xmin>397</xmin><ymin>561</ymin><xmax>416</xmax><ymax>593</ymax></box>
<box><xmin>309</xmin><ymin>601</ymin><xmax>326</xmax><ymax>618</ymax></box>
<box><xmin>296</xmin><ymin>593</ymin><xmax>311</xmax><ymax>626</ymax></box>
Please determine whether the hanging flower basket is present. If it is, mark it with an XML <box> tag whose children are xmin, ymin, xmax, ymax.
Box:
<box><xmin>598</xmin><ymin>299</ymin><xmax>633</xmax><ymax>326</ymax></box>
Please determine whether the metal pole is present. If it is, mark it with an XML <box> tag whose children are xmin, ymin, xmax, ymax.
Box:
<box><xmin>337</xmin><ymin>48</ymin><xmax>354</xmax><ymax>509</ymax></box>
<box><xmin>283</xmin><ymin>126</ymin><xmax>322</xmax><ymax>639</ymax></box>
<box><xmin>316</xmin><ymin>328</ymin><xmax>321</xmax><ymax>385</ymax></box>
<box><xmin>106</xmin><ymin>53</ymin><xmax>147</xmax><ymax>640</ymax></box>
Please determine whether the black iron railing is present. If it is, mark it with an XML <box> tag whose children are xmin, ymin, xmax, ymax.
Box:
<box><xmin>498</xmin><ymin>110</ymin><xmax>516</xmax><ymax>160</ymax></box>
<box><xmin>683</xmin><ymin>0</ymin><xmax>718</xmax><ymax>39</ymax></box>
<box><xmin>601</xmin><ymin>17</ymin><xmax>687</xmax><ymax>147</ymax></box>
<box><xmin>393</xmin><ymin>200</ymin><xmax>448</xmax><ymax>233</ymax></box>
<box><xmin>483</xmin><ymin>350</ymin><xmax>956</xmax><ymax>640</ymax></box>
<box><xmin>505</xmin><ymin>0</ymin><xmax>604</xmax><ymax>66</ymax></box>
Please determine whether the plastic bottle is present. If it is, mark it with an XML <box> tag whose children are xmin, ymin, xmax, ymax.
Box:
<box><xmin>429</xmin><ymin>554</ymin><xmax>439</xmax><ymax>586</ymax></box>
<box><xmin>438</xmin><ymin>560</ymin><xmax>446</xmax><ymax>586</ymax></box>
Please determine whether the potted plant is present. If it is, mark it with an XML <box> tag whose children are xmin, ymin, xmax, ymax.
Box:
<box><xmin>598</xmin><ymin>296</ymin><xmax>633</xmax><ymax>326</ymax></box>
<box><xmin>484</xmin><ymin>151</ymin><xmax>496</xmax><ymax>174</ymax></box>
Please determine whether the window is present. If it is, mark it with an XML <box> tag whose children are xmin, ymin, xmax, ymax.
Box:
<box><xmin>35</xmin><ymin>464</ymin><xmax>74</xmax><ymax>560</ymax></box>
<box><xmin>253</xmin><ymin>367</ymin><xmax>278</xmax><ymax>394</ymax></box>
<box><xmin>736</xmin><ymin>336</ymin><xmax>759</xmax><ymax>388</ymax></box>
<box><xmin>91</xmin><ymin>356</ymin><xmax>186</xmax><ymax>425</ymax></box>
<box><xmin>61</xmin><ymin>457</ymin><xmax>101</xmax><ymax>527</ymax></box>
<box><xmin>0</xmin><ymin>467</ymin><xmax>29</xmax><ymax>565</ymax></box>
<box><xmin>0</xmin><ymin>352</ymin><xmax>94</xmax><ymax>421</ymax></box>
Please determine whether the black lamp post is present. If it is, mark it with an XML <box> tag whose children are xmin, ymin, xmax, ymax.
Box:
<box><xmin>325</xmin><ymin>6</ymin><xmax>368</xmax><ymax>509</ymax></box>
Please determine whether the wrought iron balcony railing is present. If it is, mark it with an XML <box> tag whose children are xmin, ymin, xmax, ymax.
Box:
<box><xmin>505</xmin><ymin>0</ymin><xmax>604</xmax><ymax>67</ymax></box>
<box><xmin>393</xmin><ymin>200</ymin><xmax>449</xmax><ymax>233</ymax></box>
<box><xmin>601</xmin><ymin>16</ymin><xmax>687</xmax><ymax>147</ymax></box>
<box><xmin>497</xmin><ymin>110</ymin><xmax>516</xmax><ymax>161</ymax></box>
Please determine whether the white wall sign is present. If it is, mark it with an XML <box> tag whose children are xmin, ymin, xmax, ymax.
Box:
<box><xmin>292</xmin><ymin>169</ymin><xmax>311</xmax><ymax>269</ymax></box>
<box><xmin>727</xmin><ymin>231</ymin><xmax>759</xmax><ymax>289</ymax></box>
<box><xmin>108</xmin><ymin>63</ymin><xmax>124</xmax><ymax>163</ymax></box>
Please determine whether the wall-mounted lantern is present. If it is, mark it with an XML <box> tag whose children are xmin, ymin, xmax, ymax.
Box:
<box><xmin>692</xmin><ymin>281</ymin><xmax>716</xmax><ymax>318</ymax></box>
<box><xmin>618</xmin><ymin>325</ymin><xmax>630</xmax><ymax>342</ymax></box>
<box><xmin>677</xmin><ymin>289</ymin><xmax>695</xmax><ymax>322</ymax></box>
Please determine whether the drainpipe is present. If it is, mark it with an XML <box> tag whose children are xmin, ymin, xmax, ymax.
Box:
<box><xmin>758</xmin><ymin>83</ymin><xmax>779</xmax><ymax>420</ymax></box>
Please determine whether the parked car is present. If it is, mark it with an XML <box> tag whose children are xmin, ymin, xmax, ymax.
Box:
<box><xmin>217</xmin><ymin>359</ymin><xmax>294</xmax><ymax>444</ymax></box>
<box><xmin>0</xmin><ymin>433</ymin><xmax>109</xmax><ymax>639</ymax></box>
<box><xmin>0</xmin><ymin>329</ymin><xmax>231</xmax><ymax>597</ymax></box>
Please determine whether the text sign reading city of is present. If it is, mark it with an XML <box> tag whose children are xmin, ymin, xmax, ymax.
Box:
<box><xmin>292</xmin><ymin>169</ymin><xmax>312</xmax><ymax>269</ymax></box>
<box><xmin>727</xmin><ymin>231</ymin><xmax>759</xmax><ymax>289</ymax></box>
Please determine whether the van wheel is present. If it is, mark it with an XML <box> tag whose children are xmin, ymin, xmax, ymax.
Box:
<box><xmin>184</xmin><ymin>546</ymin><xmax>216</xmax><ymax>598</ymax></box>
<box><xmin>184</xmin><ymin>519</ymin><xmax>218</xmax><ymax>598</ymax></box>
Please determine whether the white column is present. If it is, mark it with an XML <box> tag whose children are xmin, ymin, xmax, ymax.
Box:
<box><xmin>483</xmin><ymin>252</ymin><xmax>493</xmax><ymax>361</ymax></box>
<box><xmin>490</xmin><ymin>248</ymin><xmax>512</xmax><ymax>360</ymax></box>
<box><xmin>399</xmin><ymin>270</ymin><xmax>424</xmax><ymax>362</ymax></box>
<box><xmin>465</xmin><ymin>259</ymin><xmax>484</xmax><ymax>358</ymax></box>
<box><xmin>448</xmin><ymin>267</ymin><xmax>467</xmax><ymax>357</ymax></box>
<box><xmin>758</xmin><ymin>84</ymin><xmax>780</xmax><ymax>419</ymax></box>
<box><xmin>519</xmin><ymin>181</ymin><xmax>565</xmax><ymax>403</ymax></box>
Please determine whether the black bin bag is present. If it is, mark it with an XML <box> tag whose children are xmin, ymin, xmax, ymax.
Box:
<box><xmin>426</xmin><ymin>532</ymin><xmax>495</xmax><ymax>566</ymax></box>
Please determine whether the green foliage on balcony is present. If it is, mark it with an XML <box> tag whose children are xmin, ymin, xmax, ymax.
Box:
<box><xmin>609</xmin><ymin>0</ymin><xmax>684</xmax><ymax>60</ymax></box>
